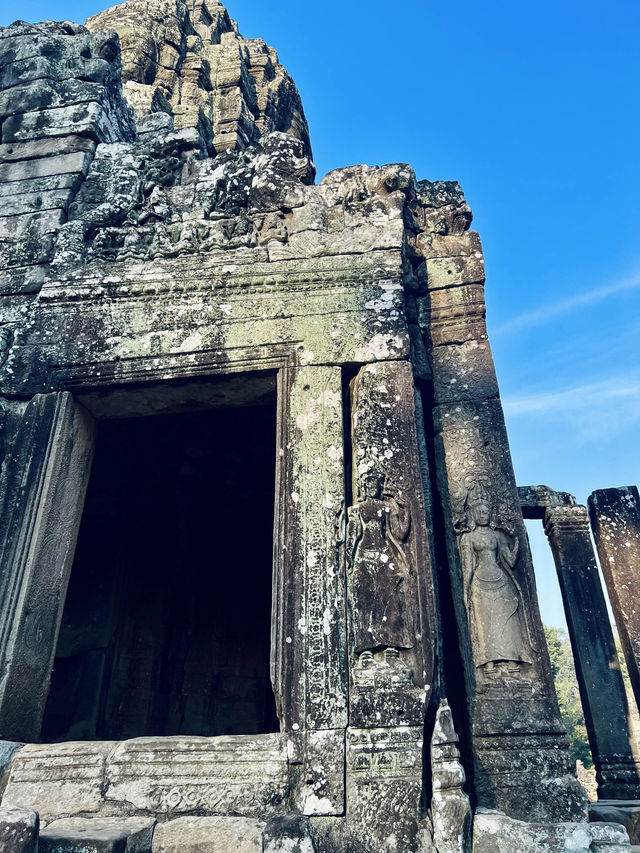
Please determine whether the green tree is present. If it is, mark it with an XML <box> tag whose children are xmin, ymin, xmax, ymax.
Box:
<box><xmin>544</xmin><ymin>625</ymin><xmax>593</xmax><ymax>768</ymax></box>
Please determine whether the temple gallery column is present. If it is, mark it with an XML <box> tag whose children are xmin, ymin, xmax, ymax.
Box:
<box><xmin>544</xmin><ymin>503</ymin><xmax>640</xmax><ymax>799</ymax></box>
<box><xmin>416</xmin><ymin>184</ymin><xmax>586</xmax><ymax>822</ymax></box>
<box><xmin>589</xmin><ymin>487</ymin><xmax>640</xmax><ymax>715</ymax></box>
<box><xmin>341</xmin><ymin>360</ymin><xmax>438</xmax><ymax>852</ymax></box>
<box><xmin>0</xmin><ymin>392</ymin><xmax>95</xmax><ymax>742</ymax></box>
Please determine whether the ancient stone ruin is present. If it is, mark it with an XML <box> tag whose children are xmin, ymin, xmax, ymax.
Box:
<box><xmin>0</xmin><ymin>1</ymin><xmax>639</xmax><ymax>850</ymax></box>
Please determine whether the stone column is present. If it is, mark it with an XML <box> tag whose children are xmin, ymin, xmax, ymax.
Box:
<box><xmin>275</xmin><ymin>365</ymin><xmax>348</xmax><ymax>735</ymax></box>
<box><xmin>274</xmin><ymin>365</ymin><xmax>347</xmax><ymax>818</ymax></box>
<box><xmin>340</xmin><ymin>360</ymin><xmax>438</xmax><ymax>852</ymax></box>
<box><xmin>544</xmin><ymin>503</ymin><xmax>640</xmax><ymax>799</ymax></box>
<box><xmin>0</xmin><ymin>392</ymin><xmax>95</xmax><ymax>742</ymax></box>
<box><xmin>589</xmin><ymin>487</ymin><xmax>640</xmax><ymax>715</ymax></box>
<box><xmin>415</xmin><ymin>181</ymin><xmax>586</xmax><ymax>822</ymax></box>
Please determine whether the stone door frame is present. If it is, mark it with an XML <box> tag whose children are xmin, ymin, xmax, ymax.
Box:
<box><xmin>0</xmin><ymin>346</ymin><xmax>349</xmax><ymax>755</ymax></box>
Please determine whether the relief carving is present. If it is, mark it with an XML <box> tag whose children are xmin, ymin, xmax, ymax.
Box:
<box><xmin>454</xmin><ymin>476</ymin><xmax>535</xmax><ymax>677</ymax></box>
<box><xmin>0</xmin><ymin>325</ymin><xmax>14</xmax><ymax>368</ymax></box>
<box><xmin>344</xmin><ymin>362</ymin><xmax>436</xmax><ymax>729</ymax></box>
<box><xmin>347</xmin><ymin>454</ymin><xmax>415</xmax><ymax>668</ymax></box>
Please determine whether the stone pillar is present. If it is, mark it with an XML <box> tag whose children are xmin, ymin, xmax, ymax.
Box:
<box><xmin>273</xmin><ymin>366</ymin><xmax>347</xmax><ymax>818</ymax></box>
<box><xmin>589</xmin><ymin>487</ymin><xmax>640</xmax><ymax>715</ymax></box>
<box><xmin>544</xmin><ymin>503</ymin><xmax>640</xmax><ymax>799</ymax></box>
<box><xmin>415</xmin><ymin>181</ymin><xmax>586</xmax><ymax>822</ymax></box>
<box><xmin>342</xmin><ymin>361</ymin><xmax>438</xmax><ymax>851</ymax></box>
<box><xmin>275</xmin><ymin>365</ymin><xmax>348</xmax><ymax>736</ymax></box>
<box><xmin>0</xmin><ymin>392</ymin><xmax>95</xmax><ymax>742</ymax></box>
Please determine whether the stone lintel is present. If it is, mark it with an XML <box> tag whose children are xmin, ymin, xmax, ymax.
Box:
<box><xmin>518</xmin><ymin>484</ymin><xmax>576</xmax><ymax>519</ymax></box>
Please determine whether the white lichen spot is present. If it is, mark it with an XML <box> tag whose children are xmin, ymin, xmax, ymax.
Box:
<box><xmin>307</xmin><ymin>550</ymin><xmax>318</xmax><ymax>568</ymax></box>
<box><xmin>319</xmin><ymin>389</ymin><xmax>340</xmax><ymax>409</ymax></box>
<box><xmin>323</xmin><ymin>608</ymin><xmax>332</xmax><ymax>635</ymax></box>
<box><xmin>326</xmin><ymin>445</ymin><xmax>343</xmax><ymax>462</ymax></box>
<box><xmin>173</xmin><ymin>331</ymin><xmax>203</xmax><ymax>353</ymax></box>
<box><xmin>354</xmin><ymin>333</ymin><xmax>406</xmax><ymax>362</ymax></box>
<box><xmin>304</xmin><ymin>794</ymin><xmax>334</xmax><ymax>815</ymax></box>
<box><xmin>291</xmin><ymin>491</ymin><xmax>300</xmax><ymax>504</ymax></box>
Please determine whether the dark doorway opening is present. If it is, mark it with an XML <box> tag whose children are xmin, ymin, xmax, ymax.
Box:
<box><xmin>41</xmin><ymin>401</ymin><xmax>279</xmax><ymax>742</ymax></box>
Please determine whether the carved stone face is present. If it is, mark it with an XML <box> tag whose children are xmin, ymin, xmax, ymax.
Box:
<box><xmin>470</xmin><ymin>500</ymin><xmax>491</xmax><ymax>527</ymax></box>
<box><xmin>360</xmin><ymin>466</ymin><xmax>383</xmax><ymax>500</ymax></box>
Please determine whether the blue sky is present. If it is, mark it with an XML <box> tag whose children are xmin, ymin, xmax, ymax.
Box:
<box><xmin>3</xmin><ymin>0</ymin><xmax>639</xmax><ymax>629</ymax></box>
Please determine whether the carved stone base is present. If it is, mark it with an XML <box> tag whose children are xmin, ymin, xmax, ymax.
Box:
<box><xmin>151</xmin><ymin>817</ymin><xmax>265</xmax><ymax>852</ymax></box>
<box><xmin>341</xmin><ymin>726</ymin><xmax>427</xmax><ymax>852</ymax></box>
<box><xmin>473</xmin><ymin>731</ymin><xmax>588</xmax><ymax>822</ymax></box>
<box><xmin>350</xmin><ymin>652</ymin><xmax>426</xmax><ymax>727</ymax></box>
<box><xmin>591</xmin><ymin>802</ymin><xmax>640</xmax><ymax>845</ymax></box>
<box><xmin>473</xmin><ymin>811</ymin><xmax>630</xmax><ymax>853</ymax></box>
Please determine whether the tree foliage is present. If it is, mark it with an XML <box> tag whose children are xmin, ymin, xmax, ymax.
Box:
<box><xmin>544</xmin><ymin>625</ymin><xmax>593</xmax><ymax>768</ymax></box>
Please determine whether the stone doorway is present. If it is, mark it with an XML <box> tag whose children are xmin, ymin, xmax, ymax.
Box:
<box><xmin>40</xmin><ymin>400</ymin><xmax>279</xmax><ymax>743</ymax></box>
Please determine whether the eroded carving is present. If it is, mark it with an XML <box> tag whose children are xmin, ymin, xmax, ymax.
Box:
<box><xmin>455</xmin><ymin>477</ymin><xmax>535</xmax><ymax>678</ymax></box>
<box><xmin>431</xmin><ymin>699</ymin><xmax>472</xmax><ymax>853</ymax></box>
<box><xmin>0</xmin><ymin>327</ymin><xmax>13</xmax><ymax>369</ymax></box>
<box><xmin>347</xmin><ymin>459</ymin><xmax>415</xmax><ymax>663</ymax></box>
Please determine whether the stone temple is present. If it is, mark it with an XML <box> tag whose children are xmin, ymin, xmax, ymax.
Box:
<box><xmin>0</xmin><ymin>1</ymin><xmax>639</xmax><ymax>850</ymax></box>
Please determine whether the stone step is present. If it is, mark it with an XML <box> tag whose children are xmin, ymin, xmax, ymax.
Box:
<box><xmin>0</xmin><ymin>807</ymin><xmax>38</xmax><ymax>853</ymax></box>
<box><xmin>39</xmin><ymin>818</ymin><xmax>155</xmax><ymax>853</ymax></box>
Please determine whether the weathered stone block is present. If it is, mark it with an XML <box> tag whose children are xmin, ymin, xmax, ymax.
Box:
<box><xmin>345</xmin><ymin>726</ymin><xmax>424</xmax><ymax>851</ymax></box>
<box><xmin>473</xmin><ymin>811</ymin><xmax>630</xmax><ymax>853</ymax></box>
<box><xmin>592</xmin><ymin>802</ymin><xmax>640</xmax><ymax>845</ymax></box>
<box><xmin>0</xmin><ymin>136</ymin><xmax>95</xmax><ymax>163</ymax></box>
<box><xmin>0</xmin><ymin>151</ymin><xmax>93</xmax><ymax>183</ymax></box>
<box><xmin>431</xmin><ymin>340</ymin><xmax>499</xmax><ymax>403</ymax></box>
<box><xmin>0</xmin><ymin>173</ymin><xmax>82</xmax><ymax>199</ymax></box>
<box><xmin>290</xmin><ymin>730</ymin><xmax>344</xmax><ymax>817</ymax></box>
<box><xmin>0</xmin><ymin>78</ymin><xmax>105</xmax><ymax>121</ymax></box>
<box><xmin>0</xmin><ymin>190</ymin><xmax>73</xmax><ymax>218</ymax></box>
<box><xmin>263</xmin><ymin>816</ymin><xmax>315</xmax><ymax>853</ymax></box>
<box><xmin>105</xmin><ymin>735</ymin><xmax>289</xmax><ymax>817</ymax></box>
<box><xmin>425</xmin><ymin>253</ymin><xmax>485</xmax><ymax>290</ymax></box>
<box><xmin>0</xmin><ymin>210</ymin><xmax>65</xmax><ymax>240</ymax></box>
<box><xmin>2</xmin><ymin>741</ymin><xmax>114</xmax><ymax>821</ymax></box>
<box><xmin>419</xmin><ymin>283</ymin><xmax>487</xmax><ymax>347</ymax></box>
<box><xmin>151</xmin><ymin>817</ymin><xmax>264</xmax><ymax>852</ymax></box>
<box><xmin>39</xmin><ymin>817</ymin><xmax>155</xmax><ymax>853</ymax></box>
<box><xmin>0</xmin><ymin>806</ymin><xmax>38</xmax><ymax>853</ymax></box>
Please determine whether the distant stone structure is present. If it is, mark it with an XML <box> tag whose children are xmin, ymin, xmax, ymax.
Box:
<box><xmin>0</xmin><ymin>1</ymin><xmax>637</xmax><ymax>850</ymax></box>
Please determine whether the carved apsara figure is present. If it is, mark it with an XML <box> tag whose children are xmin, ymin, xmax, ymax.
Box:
<box><xmin>347</xmin><ymin>461</ymin><xmax>414</xmax><ymax>659</ymax></box>
<box><xmin>458</xmin><ymin>483</ymin><xmax>534</xmax><ymax>671</ymax></box>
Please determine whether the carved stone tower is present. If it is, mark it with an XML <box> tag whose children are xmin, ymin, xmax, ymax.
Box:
<box><xmin>0</xmin><ymin>2</ymin><xmax>632</xmax><ymax>851</ymax></box>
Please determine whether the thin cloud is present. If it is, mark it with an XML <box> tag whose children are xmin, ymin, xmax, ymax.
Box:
<box><xmin>503</xmin><ymin>377</ymin><xmax>640</xmax><ymax>443</ymax></box>
<box><xmin>504</xmin><ymin>378</ymin><xmax>640</xmax><ymax>416</ymax></box>
<box><xmin>492</xmin><ymin>272</ymin><xmax>640</xmax><ymax>336</ymax></box>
